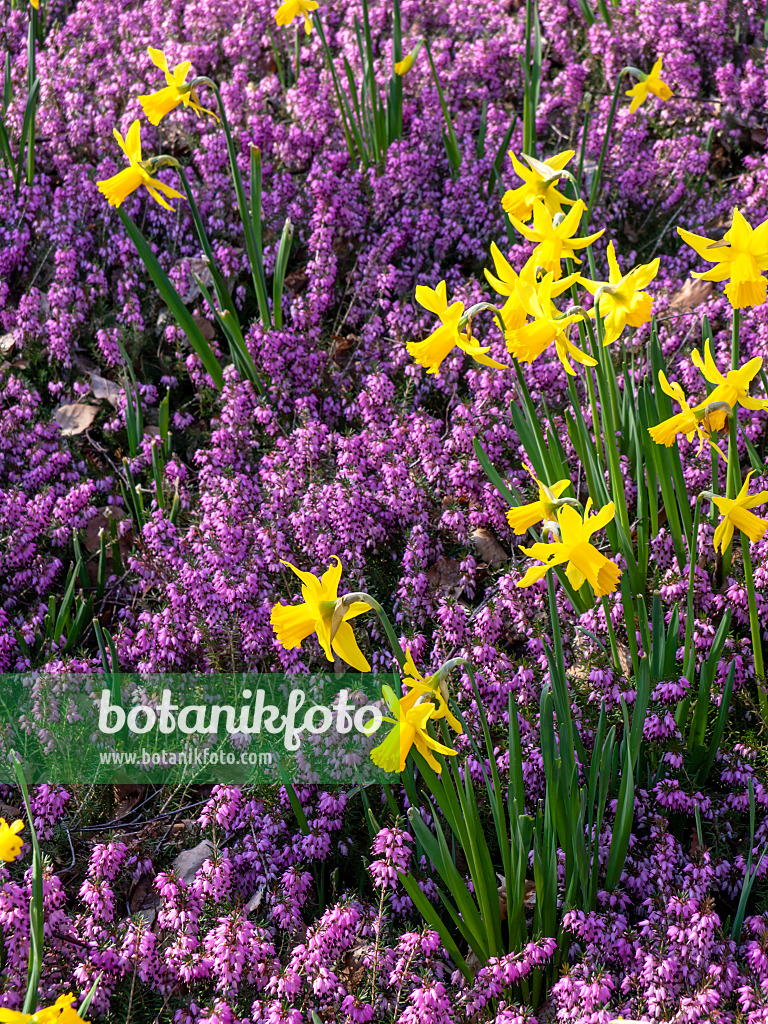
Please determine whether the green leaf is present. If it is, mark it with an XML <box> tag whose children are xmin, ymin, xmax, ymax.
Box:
<box><xmin>117</xmin><ymin>209</ymin><xmax>224</xmax><ymax>390</ymax></box>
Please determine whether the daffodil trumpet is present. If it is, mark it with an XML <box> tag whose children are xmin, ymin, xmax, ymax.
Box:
<box><xmin>331</xmin><ymin>591</ymin><xmax>407</xmax><ymax>670</ymax></box>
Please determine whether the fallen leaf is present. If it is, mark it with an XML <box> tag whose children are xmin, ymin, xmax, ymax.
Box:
<box><xmin>0</xmin><ymin>333</ymin><xmax>14</xmax><ymax>356</ymax></box>
<box><xmin>426</xmin><ymin>556</ymin><xmax>464</xmax><ymax>598</ymax></box>
<box><xmin>90</xmin><ymin>373</ymin><xmax>123</xmax><ymax>408</ymax></box>
<box><xmin>245</xmin><ymin>888</ymin><xmax>266</xmax><ymax>914</ymax></box>
<box><xmin>669</xmin><ymin>278</ymin><xmax>713</xmax><ymax>312</ymax></box>
<box><xmin>84</xmin><ymin>507</ymin><xmax>128</xmax><ymax>553</ymax></box>
<box><xmin>172</xmin><ymin>839</ymin><xmax>214</xmax><ymax>885</ymax></box>
<box><xmin>193</xmin><ymin>314</ymin><xmax>216</xmax><ymax>341</ymax></box>
<box><xmin>113</xmin><ymin>783</ymin><xmax>144</xmax><ymax>820</ymax></box>
<box><xmin>470</xmin><ymin>527</ymin><xmax>509</xmax><ymax>567</ymax></box>
<box><xmin>53</xmin><ymin>404</ymin><xmax>99</xmax><ymax>436</ymax></box>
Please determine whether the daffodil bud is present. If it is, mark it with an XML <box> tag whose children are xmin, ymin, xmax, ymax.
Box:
<box><xmin>394</xmin><ymin>41</ymin><xmax>422</xmax><ymax>76</ymax></box>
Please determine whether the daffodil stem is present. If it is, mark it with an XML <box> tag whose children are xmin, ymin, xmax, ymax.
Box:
<box><xmin>741</xmin><ymin>533</ymin><xmax>767</xmax><ymax>713</ymax></box>
<box><xmin>294</xmin><ymin>25</ymin><xmax>301</xmax><ymax>84</ymax></box>
<box><xmin>585</xmin><ymin>72</ymin><xmax>626</xmax><ymax>227</ymax></box>
<box><xmin>731</xmin><ymin>307</ymin><xmax>740</xmax><ymax>370</ymax></box>
<box><xmin>25</xmin><ymin>8</ymin><xmax>37</xmax><ymax>187</ymax></box>
<box><xmin>342</xmin><ymin>592</ymin><xmax>407</xmax><ymax>670</ymax></box>
<box><xmin>600</xmin><ymin>595</ymin><xmax>621</xmax><ymax>675</ymax></box>
<box><xmin>546</xmin><ymin>572</ymin><xmax>566</xmax><ymax>682</ymax></box>
<box><xmin>682</xmin><ymin>497</ymin><xmax>701</xmax><ymax>680</ymax></box>
<box><xmin>723</xmin><ymin>413</ymin><xmax>741</xmax><ymax>577</ymax></box>
<box><xmin>209</xmin><ymin>82</ymin><xmax>272</xmax><ymax>328</ymax></box>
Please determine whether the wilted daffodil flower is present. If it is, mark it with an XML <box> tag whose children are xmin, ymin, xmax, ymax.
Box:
<box><xmin>625</xmin><ymin>57</ymin><xmax>673</xmax><ymax>114</ymax></box>
<box><xmin>648</xmin><ymin>372</ymin><xmax>728</xmax><ymax>455</ymax></box>
<box><xmin>275</xmin><ymin>0</ymin><xmax>319</xmax><ymax>34</ymax></box>
<box><xmin>517</xmin><ymin>500</ymin><xmax>621</xmax><ymax>597</ymax></box>
<box><xmin>677</xmin><ymin>208</ymin><xmax>768</xmax><ymax>310</ymax></box>
<box><xmin>708</xmin><ymin>472</ymin><xmax>768</xmax><ymax>554</ymax></box>
<box><xmin>485</xmin><ymin>247</ymin><xmax>578</xmax><ymax>334</ymax></box>
<box><xmin>508</xmin><ymin>199</ymin><xmax>604</xmax><ymax>280</ymax></box>
<box><xmin>0</xmin><ymin>993</ymin><xmax>89</xmax><ymax>1024</ymax></box>
<box><xmin>691</xmin><ymin>341</ymin><xmax>768</xmax><ymax>413</ymax></box>
<box><xmin>370</xmin><ymin>685</ymin><xmax>457</xmax><ymax>774</ymax></box>
<box><xmin>0</xmin><ymin>817</ymin><xmax>23</xmax><ymax>862</ymax></box>
<box><xmin>579</xmin><ymin>242</ymin><xmax>660</xmax><ymax>345</ymax></box>
<box><xmin>138</xmin><ymin>48</ymin><xmax>219</xmax><ymax>127</ymax></box>
<box><xmin>271</xmin><ymin>556</ymin><xmax>371</xmax><ymax>672</ymax></box>
<box><xmin>97</xmin><ymin>122</ymin><xmax>185</xmax><ymax>210</ymax></box>
<box><xmin>501</xmin><ymin>149</ymin><xmax>576</xmax><ymax>223</ymax></box>
<box><xmin>400</xmin><ymin>649</ymin><xmax>463</xmax><ymax>735</ymax></box>
<box><xmin>507</xmin><ymin>465</ymin><xmax>576</xmax><ymax>534</ymax></box>
<box><xmin>506</xmin><ymin>273</ymin><xmax>596</xmax><ymax>376</ymax></box>
<box><xmin>407</xmin><ymin>281</ymin><xmax>507</xmax><ymax>375</ymax></box>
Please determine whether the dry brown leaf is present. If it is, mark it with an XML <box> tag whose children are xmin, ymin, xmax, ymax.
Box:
<box><xmin>426</xmin><ymin>556</ymin><xmax>464</xmax><ymax>598</ymax></box>
<box><xmin>84</xmin><ymin>506</ymin><xmax>128</xmax><ymax>553</ymax></box>
<box><xmin>113</xmin><ymin>783</ymin><xmax>144</xmax><ymax>820</ymax></box>
<box><xmin>669</xmin><ymin>278</ymin><xmax>713</xmax><ymax>312</ymax></box>
<box><xmin>470</xmin><ymin>527</ymin><xmax>509</xmax><ymax>567</ymax></box>
<box><xmin>0</xmin><ymin>333</ymin><xmax>14</xmax><ymax>356</ymax></box>
<box><xmin>172</xmin><ymin>839</ymin><xmax>215</xmax><ymax>884</ymax></box>
<box><xmin>193</xmin><ymin>315</ymin><xmax>216</xmax><ymax>341</ymax></box>
<box><xmin>53</xmin><ymin>403</ymin><xmax>99</xmax><ymax>436</ymax></box>
<box><xmin>90</xmin><ymin>372</ymin><xmax>123</xmax><ymax>408</ymax></box>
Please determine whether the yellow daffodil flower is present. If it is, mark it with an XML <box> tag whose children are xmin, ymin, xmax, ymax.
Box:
<box><xmin>97</xmin><ymin>121</ymin><xmax>185</xmax><ymax>211</ymax></box>
<box><xmin>501</xmin><ymin>149</ymin><xmax>576</xmax><ymax>223</ymax></box>
<box><xmin>407</xmin><ymin>281</ymin><xmax>507</xmax><ymax>375</ymax></box>
<box><xmin>275</xmin><ymin>0</ymin><xmax>319</xmax><ymax>34</ymax></box>
<box><xmin>399</xmin><ymin>649</ymin><xmax>463</xmax><ymax>734</ymax></box>
<box><xmin>579</xmin><ymin>242</ymin><xmax>660</xmax><ymax>345</ymax></box>
<box><xmin>485</xmin><ymin>247</ymin><xmax>578</xmax><ymax>334</ymax></box>
<box><xmin>625</xmin><ymin>58</ymin><xmax>673</xmax><ymax>115</ymax></box>
<box><xmin>691</xmin><ymin>340</ymin><xmax>768</xmax><ymax>413</ymax></box>
<box><xmin>370</xmin><ymin>686</ymin><xmax>457</xmax><ymax>774</ymax></box>
<box><xmin>677</xmin><ymin>208</ymin><xmax>768</xmax><ymax>310</ymax></box>
<box><xmin>138</xmin><ymin>48</ymin><xmax>218</xmax><ymax>127</ymax></box>
<box><xmin>648</xmin><ymin>372</ymin><xmax>728</xmax><ymax>454</ymax></box>
<box><xmin>509</xmin><ymin>199</ymin><xmax>604</xmax><ymax>280</ymax></box>
<box><xmin>506</xmin><ymin>273</ymin><xmax>596</xmax><ymax>376</ymax></box>
<box><xmin>0</xmin><ymin>993</ymin><xmax>87</xmax><ymax>1024</ymax></box>
<box><xmin>517</xmin><ymin>500</ymin><xmax>621</xmax><ymax>597</ymax></box>
<box><xmin>30</xmin><ymin>0</ymin><xmax>38</xmax><ymax>8</ymax></box>
<box><xmin>710</xmin><ymin>472</ymin><xmax>768</xmax><ymax>553</ymax></box>
<box><xmin>271</xmin><ymin>556</ymin><xmax>371</xmax><ymax>671</ymax></box>
<box><xmin>507</xmin><ymin>465</ymin><xmax>573</xmax><ymax>534</ymax></box>
<box><xmin>0</xmin><ymin>818</ymin><xmax>23</xmax><ymax>862</ymax></box>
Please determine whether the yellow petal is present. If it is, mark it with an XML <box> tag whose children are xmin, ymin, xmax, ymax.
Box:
<box><xmin>270</xmin><ymin>602</ymin><xmax>318</xmax><ymax>649</ymax></box>
<box><xmin>331</xmin><ymin>620</ymin><xmax>371</xmax><ymax>673</ymax></box>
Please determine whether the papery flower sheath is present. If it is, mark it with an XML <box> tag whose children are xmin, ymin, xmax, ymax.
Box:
<box><xmin>271</xmin><ymin>556</ymin><xmax>371</xmax><ymax>671</ymax></box>
<box><xmin>0</xmin><ymin>817</ymin><xmax>23</xmax><ymax>862</ymax></box>
<box><xmin>508</xmin><ymin>199</ymin><xmax>604</xmax><ymax>280</ymax></box>
<box><xmin>648</xmin><ymin>372</ymin><xmax>728</xmax><ymax>454</ymax></box>
<box><xmin>625</xmin><ymin>58</ymin><xmax>673</xmax><ymax>114</ymax></box>
<box><xmin>507</xmin><ymin>465</ymin><xmax>573</xmax><ymax>534</ymax></box>
<box><xmin>710</xmin><ymin>472</ymin><xmax>768</xmax><ymax>554</ymax></box>
<box><xmin>407</xmin><ymin>281</ymin><xmax>507</xmax><ymax>375</ymax></box>
<box><xmin>579</xmin><ymin>242</ymin><xmax>660</xmax><ymax>345</ymax></box>
<box><xmin>399</xmin><ymin>649</ymin><xmax>462</xmax><ymax>734</ymax></box>
<box><xmin>275</xmin><ymin>0</ymin><xmax>319</xmax><ymax>34</ymax></box>
<box><xmin>691</xmin><ymin>340</ymin><xmax>768</xmax><ymax>413</ymax></box>
<box><xmin>501</xmin><ymin>149</ymin><xmax>576</xmax><ymax>223</ymax></box>
<box><xmin>370</xmin><ymin>685</ymin><xmax>457</xmax><ymax>774</ymax></box>
<box><xmin>97</xmin><ymin>121</ymin><xmax>185</xmax><ymax>210</ymax></box>
<box><xmin>0</xmin><ymin>993</ymin><xmax>87</xmax><ymax>1024</ymax></box>
<box><xmin>677</xmin><ymin>208</ymin><xmax>768</xmax><ymax>310</ymax></box>
<box><xmin>506</xmin><ymin>272</ymin><xmax>595</xmax><ymax>376</ymax></box>
<box><xmin>517</xmin><ymin>500</ymin><xmax>621</xmax><ymax>597</ymax></box>
<box><xmin>139</xmin><ymin>48</ymin><xmax>218</xmax><ymax>127</ymax></box>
